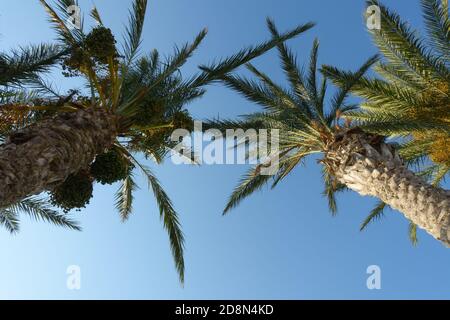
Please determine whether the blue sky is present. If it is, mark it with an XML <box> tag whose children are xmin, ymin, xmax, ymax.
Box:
<box><xmin>0</xmin><ymin>0</ymin><xmax>449</xmax><ymax>299</ymax></box>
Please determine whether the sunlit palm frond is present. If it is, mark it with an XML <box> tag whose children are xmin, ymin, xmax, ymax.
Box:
<box><xmin>421</xmin><ymin>0</ymin><xmax>450</xmax><ymax>61</ymax></box>
<box><xmin>123</xmin><ymin>0</ymin><xmax>148</xmax><ymax>65</ymax></box>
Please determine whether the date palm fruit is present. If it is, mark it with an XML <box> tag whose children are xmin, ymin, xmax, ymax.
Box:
<box><xmin>50</xmin><ymin>171</ymin><xmax>93</xmax><ymax>213</ymax></box>
<box><xmin>90</xmin><ymin>149</ymin><xmax>131</xmax><ymax>185</ymax></box>
<box><xmin>85</xmin><ymin>26</ymin><xmax>117</xmax><ymax>63</ymax></box>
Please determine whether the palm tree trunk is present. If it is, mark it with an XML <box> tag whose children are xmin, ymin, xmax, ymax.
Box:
<box><xmin>0</xmin><ymin>108</ymin><xmax>118</xmax><ymax>207</ymax></box>
<box><xmin>325</xmin><ymin>129</ymin><xmax>450</xmax><ymax>246</ymax></box>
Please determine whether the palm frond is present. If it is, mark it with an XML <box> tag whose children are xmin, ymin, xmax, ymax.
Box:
<box><xmin>431</xmin><ymin>164</ymin><xmax>449</xmax><ymax>186</ymax></box>
<box><xmin>196</xmin><ymin>20</ymin><xmax>315</xmax><ymax>86</ymax></box>
<box><xmin>322</xmin><ymin>167</ymin><xmax>347</xmax><ymax>215</ymax></box>
<box><xmin>344</xmin><ymin>110</ymin><xmax>450</xmax><ymax>136</ymax></box>
<box><xmin>0</xmin><ymin>209</ymin><xmax>20</xmax><ymax>234</ymax></box>
<box><xmin>223</xmin><ymin>166</ymin><xmax>272</xmax><ymax>214</ymax></box>
<box><xmin>320</xmin><ymin>54</ymin><xmax>379</xmax><ymax>125</ymax></box>
<box><xmin>123</xmin><ymin>0</ymin><xmax>148</xmax><ymax>65</ymax></box>
<box><xmin>409</xmin><ymin>222</ymin><xmax>419</xmax><ymax>246</ymax></box>
<box><xmin>129</xmin><ymin>156</ymin><xmax>185</xmax><ymax>284</ymax></box>
<box><xmin>39</xmin><ymin>0</ymin><xmax>83</xmax><ymax>45</ymax></box>
<box><xmin>12</xmin><ymin>197</ymin><xmax>81</xmax><ymax>231</ymax></box>
<box><xmin>119</xmin><ymin>29</ymin><xmax>208</xmax><ymax>116</ymax></box>
<box><xmin>90</xmin><ymin>6</ymin><xmax>103</xmax><ymax>26</ymax></box>
<box><xmin>360</xmin><ymin>201</ymin><xmax>387</xmax><ymax>231</ymax></box>
<box><xmin>421</xmin><ymin>0</ymin><xmax>450</xmax><ymax>60</ymax></box>
<box><xmin>270</xmin><ymin>152</ymin><xmax>303</xmax><ymax>189</ymax></box>
<box><xmin>0</xmin><ymin>44</ymin><xmax>65</xmax><ymax>86</ymax></box>
<box><xmin>367</xmin><ymin>0</ymin><xmax>449</xmax><ymax>88</ymax></box>
<box><xmin>266</xmin><ymin>18</ymin><xmax>312</xmax><ymax>112</ymax></box>
<box><xmin>115</xmin><ymin>172</ymin><xmax>138</xmax><ymax>222</ymax></box>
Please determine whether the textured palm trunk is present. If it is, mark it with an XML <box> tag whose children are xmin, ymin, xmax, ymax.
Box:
<box><xmin>0</xmin><ymin>108</ymin><xmax>118</xmax><ymax>207</ymax></box>
<box><xmin>325</xmin><ymin>130</ymin><xmax>450</xmax><ymax>246</ymax></box>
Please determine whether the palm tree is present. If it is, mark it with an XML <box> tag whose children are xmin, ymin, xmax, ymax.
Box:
<box><xmin>321</xmin><ymin>0</ymin><xmax>449</xmax><ymax>243</ymax></box>
<box><xmin>0</xmin><ymin>0</ymin><xmax>313</xmax><ymax>282</ymax></box>
<box><xmin>0</xmin><ymin>40</ymin><xmax>80</xmax><ymax>233</ymax></box>
<box><xmin>204</xmin><ymin>18</ymin><xmax>450</xmax><ymax>247</ymax></box>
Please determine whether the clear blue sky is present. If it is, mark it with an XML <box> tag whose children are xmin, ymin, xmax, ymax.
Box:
<box><xmin>0</xmin><ymin>0</ymin><xmax>449</xmax><ymax>299</ymax></box>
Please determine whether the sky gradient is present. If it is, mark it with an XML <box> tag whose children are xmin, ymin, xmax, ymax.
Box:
<box><xmin>0</xmin><ymin>0</ymin><xmax>449</xmax><ymax>299</ymax></box>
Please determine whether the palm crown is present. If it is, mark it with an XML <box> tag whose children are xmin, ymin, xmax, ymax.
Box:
<box><xmin>205</xmin><ymin>17</ymin><xmax>445</xmax><ymax>244</ymax></box>
<box><xmin>322</xmin><ymin>0</ymin><xmax>449</xmax><ymax>186</ymax></box>
<box><xmin>206</xmin><ymin>19</ymin><xmax>378</xmax><ymax>215</ymax></box>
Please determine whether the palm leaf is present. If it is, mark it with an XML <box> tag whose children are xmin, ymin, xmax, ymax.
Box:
<box><xmin>0</xmin><ymin>44</ymin><xmax>65</xmax><ymax>86</ymax></box>
<box><xmin>223</xmin><ymin>166</ymin><xmax>273</xmax><ymax>214</ymax></box>
<box><xmin>196</xmin><ymin>20</ymin><xmax>315</xmax><ymax>86</ymax></box>
<box><xmin>129</xmin><ymin>155</ymin><xmax>185</xmax><ymax>284</ymax></box>
<box><xmin>409</xmin><ymin>222</ymin><xmax>419</xmax><ymax>246</ymax></box>
<box><xmin>421</xmin><ymin>0</ymin><xmax>450</xmax><ymax>60</ymax></box>
<box><xmin>0</xmin><ymin>209</ymin><xmax>20</xmax><ymax>234</ymax></box>
<box><xmin>123</xmin><ymin>0</ymin><xmax>148</xmax><ymax>65</ymax></box>
<box><xmin>115</xmin><ymin>172</ymin><xmax>138</xmax><ymax>222</ymax></box>
<box><xmin>360</xmin><ymin>201</ymin><xmax>387</xmax><ymax>231</ymax></box>
<box><xmin>13</xmin><ymin>197</ymin><xmax>81</xmax><ymax>231</ymax></box>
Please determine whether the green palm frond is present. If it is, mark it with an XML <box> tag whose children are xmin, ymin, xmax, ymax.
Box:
<box><xmin>359</xmin><ymin>193</ymin><xmax>423</xmax><ymax>248</ymax></box>
<box><xmin>360</xmin><ymin>201</ymin><xmax>387</xmax><ymax>231</ymax></box>
<box><xmin>0</xmin><ymin>44</ymin><xmax>65</xmax><ymax>86</ymax></box>
<box><xmin>123</xmin><ymin>0</ymin><xmax>148</xmax><ymax>65</ymax></box>
<box><xmin>322</xmin><ymin>167</ymin><xmax>347</xmax><ymax>216</ymax></box>
<box><xmin>320</xmin><ymin>54</ymin><xmax>379</xmax><ymax>125</ymax></box>
<box><xmin>367</xmin><ymin>0</ymin><xmax>449</xmax><ymax>87</ymax></box>
<box><xmin>245</xmin><ymin>62</ymin><xmax>299</xmax><ymax>110</ymax></box>
<box><xmin>398</xmin><ymin>138</ymin><xmax>433</xmax><ymax>161</ymax></box>
<box><xmin>118</xmin><ymin>28</ymin><xmax>208</xmax><ymax>116</ymax></box>
<box><xmin>270</xmin><ymin>151</ymin><xmax>304</xmax><ymax>189</ymax></box>
<box><xmin>90</xmin><ymin>6</ymin><xmax>103</xmax><ymax>26</ymax></box>
<box><xmin>128</xmin><ymin>155</ymin><xmax>185</xmax><ymax>284</ymax></box>
<box><xmin>409</xmin><ymin>222</ymin><xmax>419</xmax><ymax>246</ymax></box>
<box><xmin>0</xmin><ymin>209</ymin><xmax>20</xmax><ymax>234</ymax></box>
<box><xmin>344</xmin><ymin>110</ymin><xmax>449</xmax><ymax>136</ymax></box>
<box><xmin>223</xmin><ymin>166</ymin><xmax>273</xmax><ymax>214</ymax></box>
<box><xmin>196</xmin><ymin>19</ymin><xmax>315</xmax><ymax>86</ymax></box>
<box><xmin>373</xmin><ymin>62</ymin><xmax>425</xmax><ymax>90</ymax></box>
<box><xmin>266</xmin><ymin>18</ymin><xmax>313</xmax><ymax>114</ymax></box>
<box><xmin>210</xmin><ymin>20</ymin><xmax>374</xmax><ymax>215</ymax></box>
<box><xmin>115</xmin><ymin>172</ymin><xmax>138</xmax><ymax>222</ymax></box>
<box><xmin>214</xmin><ymin>73</ymin><xmax>284</xmax><ymax>112</ymax></box>
<box><xmin>421</xmin><ymin>0</ymin><xmax>450</xmax><ymax>60</ymax></box>
<box><xmin>0</xmin><ymin>197</ymin><xmax>81</xmax><ymax>233</ymax></box>
<box><xmin>13</xmin><ymin>197</ymin><xmax>81</xmax><ymax>230</ymax></box>
<box><xmin>431</xmin><ymin>164</ymin><xmax>449</xmax><ymax>186</ymax></box>
<box><xmin>306</xmin><ymin>39</ymin><xmax>321</xmax><ymax>115</ymax></box>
